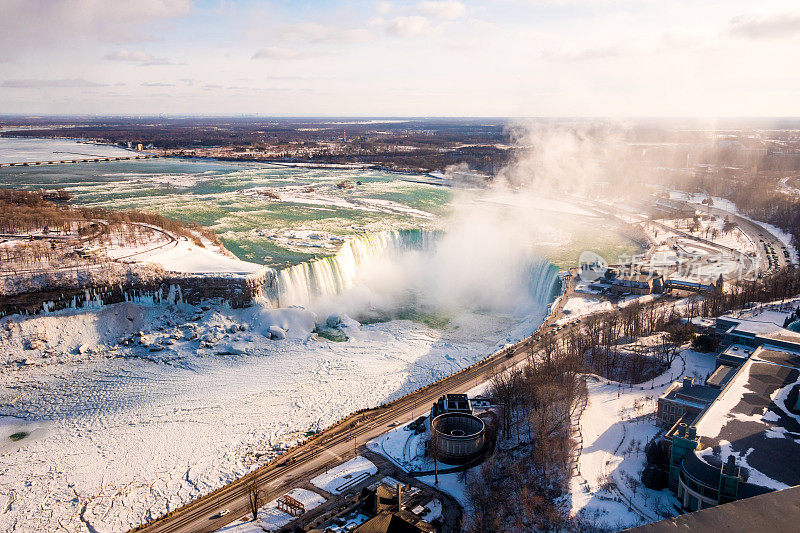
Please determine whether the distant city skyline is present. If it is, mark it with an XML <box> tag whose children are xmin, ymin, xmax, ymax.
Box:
<box><xmin>2</xmin><ymin>0</ymin><xmax>800</xmax><ymax>116</ymax></box>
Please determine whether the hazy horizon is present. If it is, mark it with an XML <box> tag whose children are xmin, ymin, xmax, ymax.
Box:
<box><xmin>2</xmin><ymin>0</ymin><xmax>800</xmax><ymax>117</ymax></box>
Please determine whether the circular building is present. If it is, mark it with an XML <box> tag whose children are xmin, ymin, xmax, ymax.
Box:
<box><xmin>430</xmin><ymin>412</ymin><xmax>486</xmax><ymax>465</ymax></box>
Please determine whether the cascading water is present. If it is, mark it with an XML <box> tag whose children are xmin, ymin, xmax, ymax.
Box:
<box><xmin>270</xmin><ymin>229</ymin><xmax>560</xmax><ymax>311</ymax></box>
<box><xmin>523</xmin><ymin>257</ymin><xmax>562</xmax><ymax>308</ymax></box>
<box><xmin>274</xmin><ymin>231</ymin><xmax>411</xmax><ymax>307</ymax></box>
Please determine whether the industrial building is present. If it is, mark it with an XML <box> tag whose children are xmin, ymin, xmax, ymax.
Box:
<box><xmin>430</xmin><ymin>394</ymin><xmax>472</xmax><ymax>418</ymax></box>
<box><xmin>429</xmin><ymin>394</ymin><xmax>493</xmax><ymax>465</ymax></box>
<box><xmin>430</xmin><ymin>412</ymin><xmax>486</xmax><ymax>465</ymax></box>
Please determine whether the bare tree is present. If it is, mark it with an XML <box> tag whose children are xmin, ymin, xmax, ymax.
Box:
<box><xmin>248</xmin><ymin>482</ymin><xmax>262</xmax><ymax>521</ymax></box>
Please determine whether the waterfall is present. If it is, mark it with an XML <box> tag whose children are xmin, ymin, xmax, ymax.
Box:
<box><xmin>272</xmin><ymin>229</ymin><xmax>560</xmax><ymax>310</ymax></box>
<box><xmin>275</xmin><ymin>231</ymin><xmax>406</xmax><ymax>307</ymax></box>
<box><xmin>523</xmin><ymin>256</ymin><xmax>562</xmax><ymax>307</ymax></box>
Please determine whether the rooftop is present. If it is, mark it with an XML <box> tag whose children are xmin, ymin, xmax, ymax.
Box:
<box><xmin>662</xmin><ymin>379</ymin><xmax>720</xmax><ymax>406</ymax></box>
<box><xmin>706</xmin><ymin>364</ymin><xmax>739</xmax><ymax>389</ymax></box>
<box><xmin>693</xmin><ymin>348</ymin><xmax>800</xmax><ymax>491</ymax></box>
<box><xmin>624</xmin><ymin>485</ymin><xmax>800</xmax><ymax>533</ymax></box>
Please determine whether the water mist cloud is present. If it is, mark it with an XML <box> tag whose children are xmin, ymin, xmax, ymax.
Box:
<box><xmin>304</xmin><ymin>122</ymin><xmax>638</xmax><ymax>322</ymax></box>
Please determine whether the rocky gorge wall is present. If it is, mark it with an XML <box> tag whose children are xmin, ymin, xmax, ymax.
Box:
<box><xmin>0</xmin><ymin>268</ymin><xmax>276</xmax><ymax>317</ymax></box>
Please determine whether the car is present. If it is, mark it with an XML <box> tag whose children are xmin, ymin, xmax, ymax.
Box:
<box><xmin>388</xmin><ymin>421</ymin><xmax>399</xmax><ymax>427</ymax></box>
<box><xmin>217</xmin><ymin>509</ymin><xmax>230</xmax><ymax>518</ymax></box>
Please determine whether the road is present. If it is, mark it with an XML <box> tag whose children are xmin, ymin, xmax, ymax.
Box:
<box><xmin>647</xmin><ymin>220</ymin><xmax>757</xmax><ymax>280</ymax></box>
<box><xmin>695</xmin><ymin>204</ymin><xmax>792</xmax><ymax>270</ymax></box>
<box><xmin>131</xmin><ymin>274</ymin><xmax>578</xmax><ymax>533</ymax></box>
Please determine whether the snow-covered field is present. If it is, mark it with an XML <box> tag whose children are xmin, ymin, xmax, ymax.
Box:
<box><xmin>0</xmin><ymin>299</ymin><xmax>536</xmax><ymax>532</ymax></box>
<box><xmin>108</xmin><ymin>234</ymin><xmax>265</xmax><ymax>275</ymax></box>
<box><xmin>570</xmin><ymin>347</ymin><xmax>717</xmax><ymax>529</ymax></box>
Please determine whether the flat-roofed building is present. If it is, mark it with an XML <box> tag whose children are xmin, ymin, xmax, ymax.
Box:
<box><xmin>664</xmin><ymin>346</ymin><xmax>800</xmax><ymax>512</ymax></box>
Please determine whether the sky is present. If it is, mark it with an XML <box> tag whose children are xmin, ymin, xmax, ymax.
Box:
<box><xmin>1</xmin><ymin>0</ymin><xmax>800</xmax><ymax>117</ymax></box>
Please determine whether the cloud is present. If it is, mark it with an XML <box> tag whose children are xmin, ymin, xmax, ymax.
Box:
<box><xmin>386</xmin><ymin>16</ymin><xmax>431</xmax><ymax>38</ymax></box>
<box><xmin>376</xmin><ymin>1</ymin><xmax>393</xmax><ymax>15</ymax></box>
<box><xmin>0</xmin><ymin>0</ymin><xmax>193</xmax><ymax>49</ymax></box>
<box><xmin>279</xmin><ymin>22</ymin><xmax>373</xmax><ymax>44</ymax></box>
<box><xmin>104</xmin><ymin>49</ymin><xmax>177</xmax><ymax>66</ymax></box>
<box><xmin>140</xmin><ymin>82</ymin><xmax>175</xmax><ymax>87</ymax></box>
<box><xmin>252</xmin><ymin>47</ymin><xmax>311</xmax><ymax>60</ymax></box>
<box><xmin>1</xmin><ymin>78</ymin><xmax>107</xmax><ymax>88</ymax></box>
<box><xmin>542</xmin><ymin>46</ymin><xmax>622</xmax><ymax>62</ymax></box>
<box><xmin>728</xmin><ymin>13</ymin><xmax>800</xmax><ymax>39</ymax></box>
<box><xmin>415</xmin><ymin>1</ymin><xmax>466</xmax><ymax>20</ymax></box>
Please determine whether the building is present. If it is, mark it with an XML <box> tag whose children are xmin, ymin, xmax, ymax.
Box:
<box><xmin>353</xmin><ymin>479</ymin><xmax>437</xmax><ymax>533</ymax></box>
<box><xmin>430</xmin><ymin>394</ymin><xmax>472</xmax><ymax>418</ymax></box>
<box><xmin>352</xmin><ymin>510</ymin><xmax>436</xmax><ymax>533</ymax></box>
<box><xmin>714</xmin><ymin>311</ymin><xmax>800</xmax><ymax>351</ymax></box>
<box><xmin>624</xmin><ymin>484</ymin><xmax>800</xmax><ymax>533</ymax></box>
<box><xmin>659</xmin><ymin>341</ymin><xmax>800</xmax><ymax>512</ymax></box>
<box><xmin>664</xmin><ymin>275</ymin><xmax>724</xmax><ymax>295</ymax></box>
<box><xmin>656</xmin><ymin>377</ymin><xmax>720</xmax><ymax>428</ymax></box>
<box><xmin>610</xmin><ymin>275</ymin><xmax>660</xmax><ymax>295</ymax></box>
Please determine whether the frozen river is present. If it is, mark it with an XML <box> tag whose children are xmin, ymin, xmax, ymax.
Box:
<box><xmin>0</xmin><ymin>136</ymin><xmax>136</xmax><ymax>164</ymax></box>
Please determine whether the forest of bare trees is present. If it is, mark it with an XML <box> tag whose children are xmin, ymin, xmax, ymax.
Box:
<box><xmin>467</xmin><ymin>350</ymin><xmax>586</xmax><ymax>532</ymax></box>
<box><xmin>0</xmin><ymin>188</ymin><xmax>220</xmax><ymax>247</ymax></box>
<box><xmin>0</xmin><ymin>188</ymin><xmax>229</xmax><ymax>296</ymax></box>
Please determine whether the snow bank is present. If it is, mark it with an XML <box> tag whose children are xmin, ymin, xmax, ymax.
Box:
<box><xmin>111</xmin><ymin>237</ymin><xmax>265</xmax><ymax>274</ymax></box>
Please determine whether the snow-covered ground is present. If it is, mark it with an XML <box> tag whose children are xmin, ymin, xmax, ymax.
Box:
<box><xmin>556</xmin><ymin>296</ymin><xmax>613</xmax><ymax>325</ymax></box>
<box><xmin>0</xmin><ymin>298</ymin><xmax>532</xmax><ymax>532</ymax></box>
<box><xmin>219</xmin><ymin>488</ymin><xmax>326</xmax><ymax>533</ymax></box>
<box><xmin>569</xmin><ymin>347</ymin><xmax>718</xmax><ymax>529</ymax></box>
<box><xmin>108</xmin><ymin>235</ymin><xmax>265</xmax><ymax>274</ymax></box>
<box><xmin>310</xmin><ymin>456</ymin><xmax>378</xmax><ymax>495</ymax></box>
